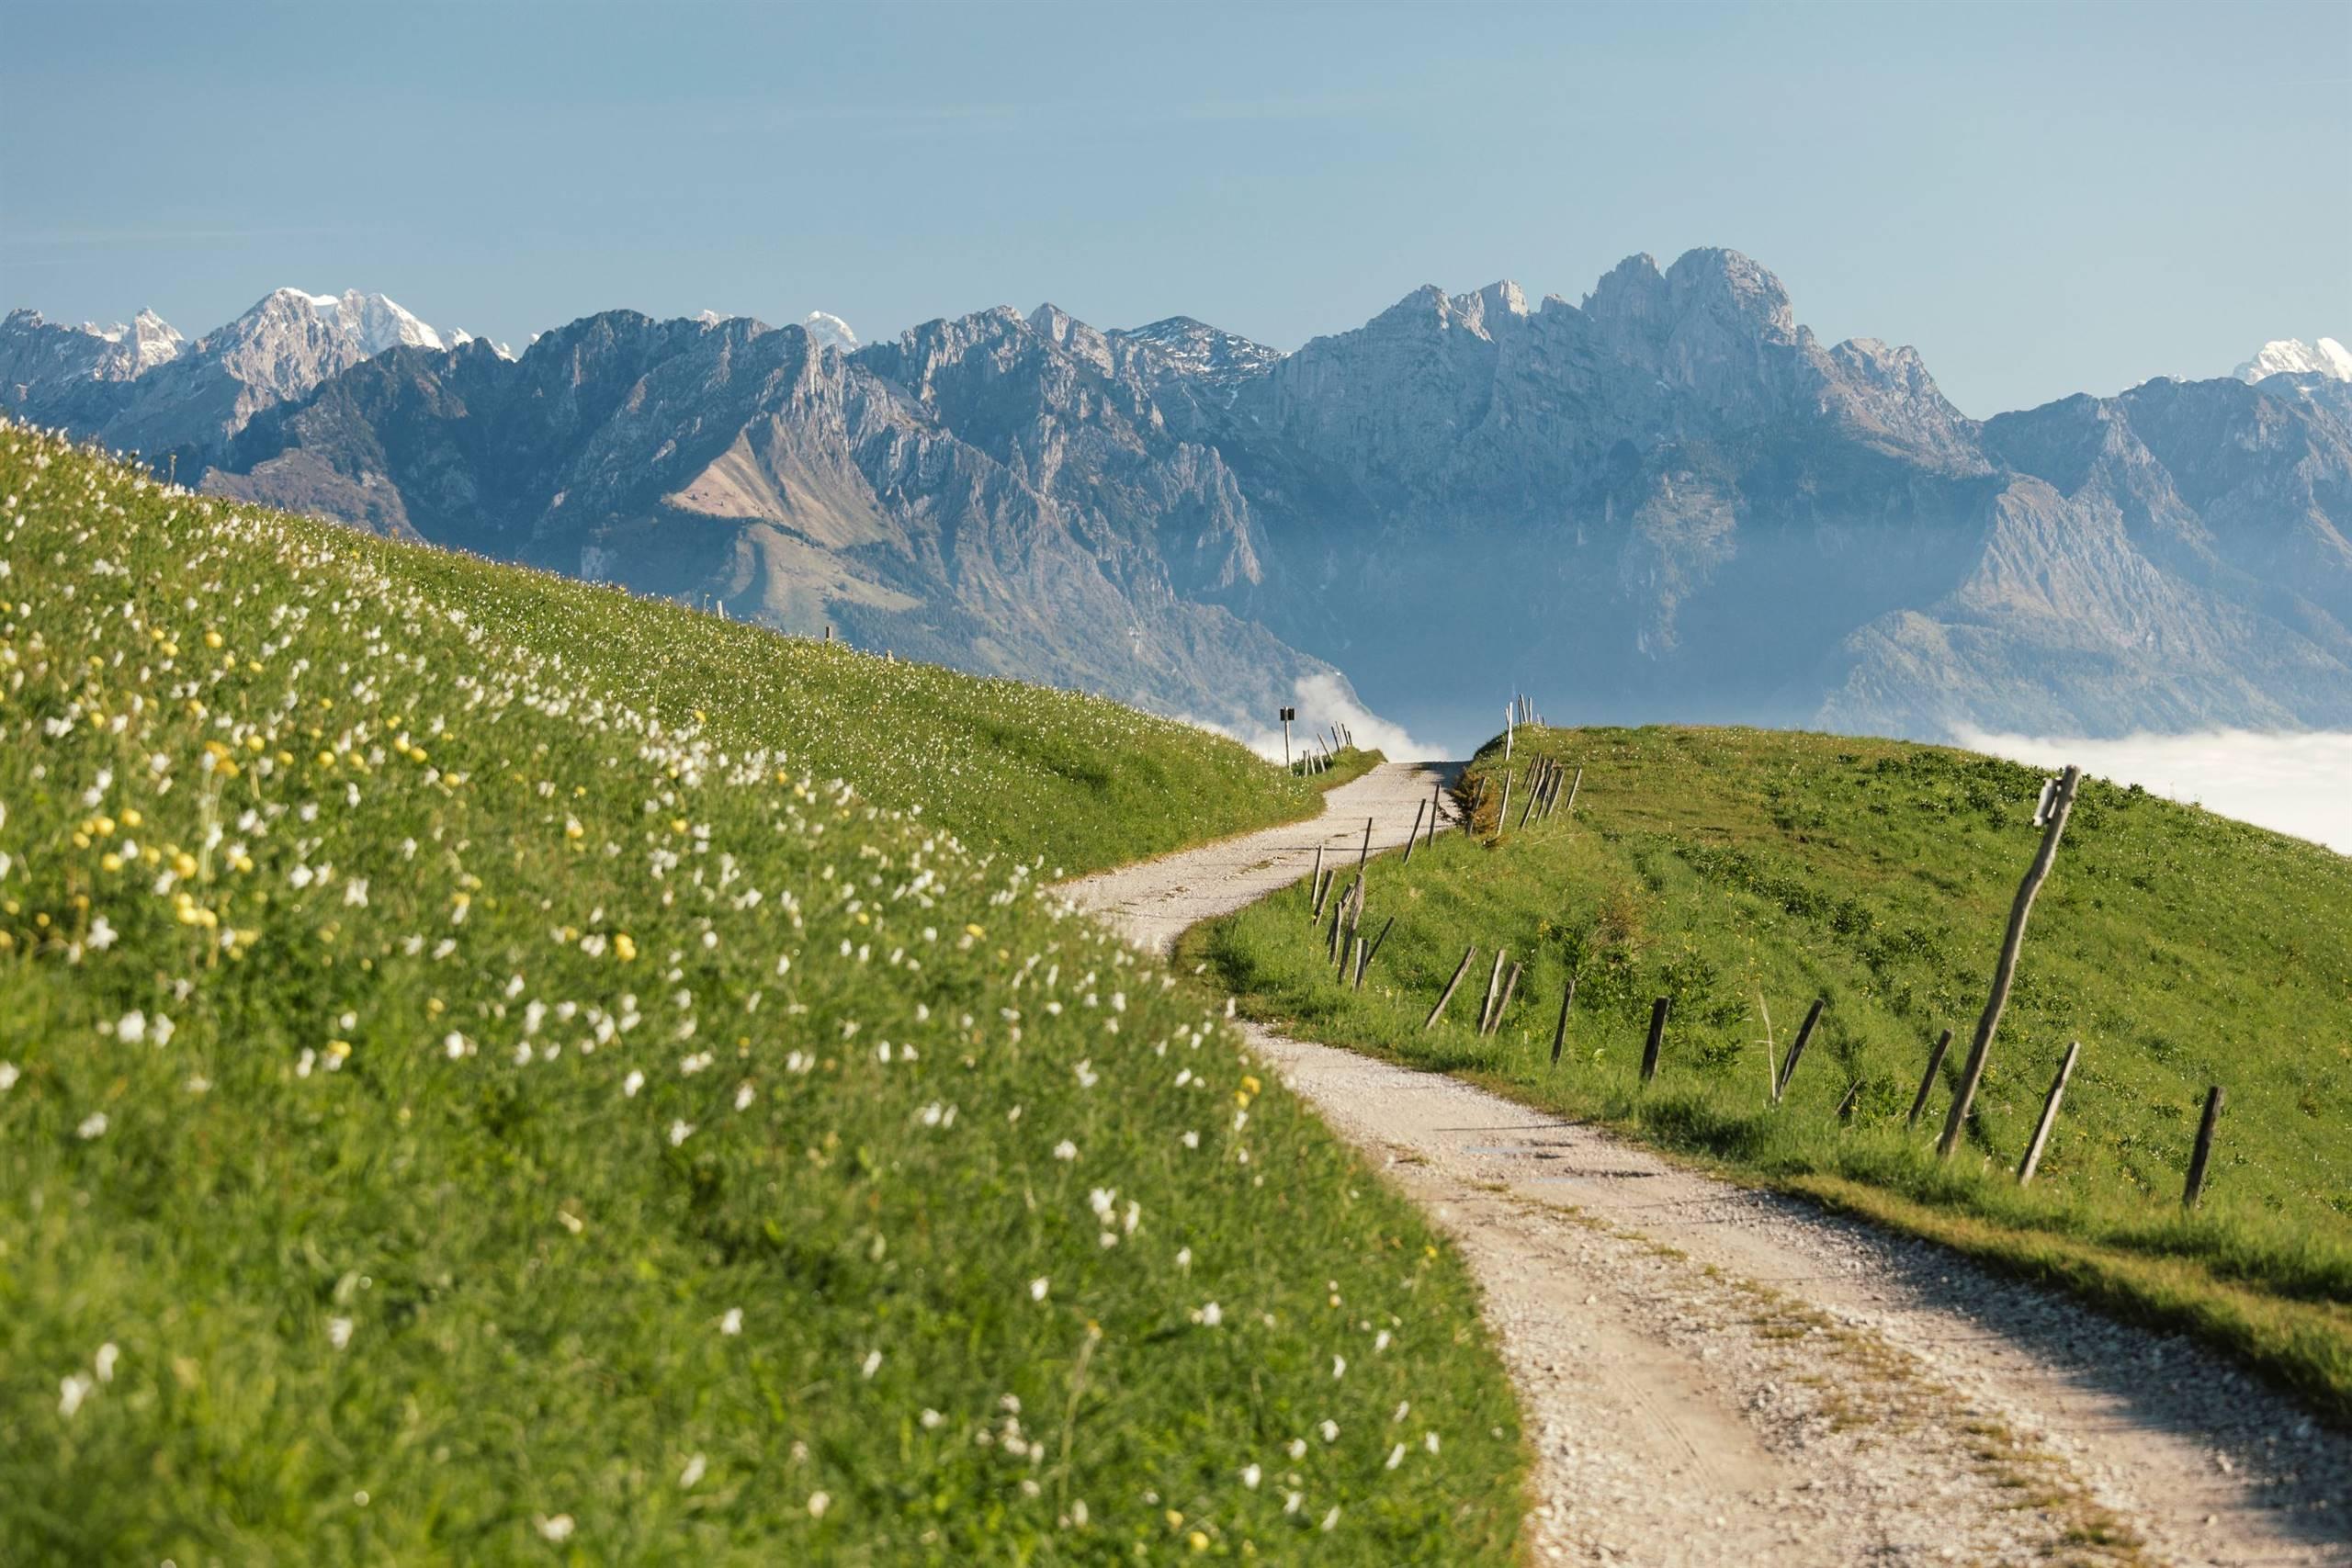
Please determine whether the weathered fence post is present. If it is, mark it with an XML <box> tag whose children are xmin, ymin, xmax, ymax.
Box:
<box><xmin>1905</xmin><ymin>1028</ymin><xmax>1954</xmax><ymax>1128</ymax></box>
<box><xmin>1496</xmin><ymin>770</ymin><xmax>1512</xmax><ymax>835</ymax></box>
<box><xmin>1346</xmin><ymin>934</ymin><xmax>1364</xmax><ymax>991</ymax></box>
<box><xmin>2016</xmin><ymin>1040</ymin><xmax>2080</xmax><ymax>1185</ymax></box>
<box><xmin>1484</xmin><ymin>963</ymin><xmax>1522</xmax><ymax>1036</ymax></box>
<box><xmin>2183</xmin><ymin>1085</ymin><xmax>2225</xmax><ymax>1209</ymax></box>
<box><xmin>1517</xmin><ymin>763</ymin><xmax>1542</xmax><ymax>830</ymax></box>
<box><xmin>1306</xmin><ymin>845</ymin><xmax>1325</xmax><ymax>920</ymax></box>
<box><xmin>1476</xmin><ymin>949</ymin><xmax>1509</xmax><ymax>1033</ymax></box>
<box><xmin>1835</xmin><ymin>1082</ymin><xmax>1861</xmax><ymax>1122</ymax></box>
<box><xmin>1403</xmin><ymin>800</ymin><xmax>1425</xmax><ymax>863</ymax></box>
<box><xmin>1426</xmin><ymin>944</ymin><xmax>1478</xmax><ymax>1030</ymax></box>
<box><xmin>1357</xmin><ymin>917</ymin><xmax>1393</xmax><ymax>989</ymax></box>
<box><xmin>1550</xmin><ymin>971</ymin><xmax>1578</xmax><ymax>1067</ymax></box>
<box><xmin>1357</xmin><ymin>817</ymin><xmax>1373</xmax><ymax>881</ymax></box>
<box><xmin>1564</xmin><ymin>765</ymin><xmax>1583</xmax><ymax>815</ymax></box>
<box><xmin>1773</xmin><ymin>998</ymin><xmax>1826</xmax><ymax>1104</ymax></box>
<box><xmin>1938</xmin><ymin>765</ymin><xmax>2082</xmax><ymax>1161</ymax></box>
<box><xmin>1428</xmin><ymin>783</ymin><xmax>1441</xmax><ymax>848</ymax></box>
<box><xmin>1641</xmin><ymin>997</ymin><xmax>1670</xmax><ymax>1083</ymax></box>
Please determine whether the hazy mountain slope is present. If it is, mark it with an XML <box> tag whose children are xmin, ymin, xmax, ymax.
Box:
<box><xmin>205</xmin><ymin>309</ymin><xmax>1350</xmax><ymax>736</ymax></box>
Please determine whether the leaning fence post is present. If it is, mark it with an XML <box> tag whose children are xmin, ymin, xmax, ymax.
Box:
<box><xmin>1563</xmin><ymin>765</ymin><xmax>1583</xmax><ymax>815</ymax></box>
<box><xmin>1640</xmin><ymin>997</ymin><xmax>1669</xmax><ymax>1083</ymax></box>
<box><xmin>1357</xmin><ymin>817</ymin><xmax>1373</xmax><ymax>880</ymax></box>
<box><xmin>1425</xmin><ymin>944</ymin><xmax>1478</xmax><ymax>1030</ymax></box>
<box><xmin>1550</xmin><ymin>971</ymin><xmax>1578</xmax><ymax>1067</ymax></box>
<box><xmin>1905</xmin><ymin>1028</ymin><xmax>1954</xmax><ymax>1128</ymax></box>
<box><xmin>2016</xmin><ymin>1040</ymin><xmax>2080</xmax><ymax>1185</ymax></box>
<box><xmin>1403</xmin><ymin>800</ymin><xmax>1425</xmax><ymax>863</ymax></box>
<box><xmin>1428</xmin><ymin>783</ymin><xmax>1441</xmax><ymax>847</ymax></box>
<box><xmin>1484</xmin><ymin>962</ymin><xmax>1522</xmax><ymax>1037</ymax></box>
<box><xmin>1346</xmin><ymin>934</ymin><xmax>1364</xmax><ymax>991</ymax></box>
<box><xmin>1475</xmin><ymin>949</ymin><xmax>1509</xmax><ymax>1033</ymax></box>
<box><xmin>1939</xmin><ymin>765</ymin><xmax>2082</xmax><ymax>1161</ymax></box>
<box><xmin>1357</xmin><ymin>917</ymin><xmax>1394</xmax><ymax>989</ymax></box>
<box><xmin>1773</xmin><ymin>998</ymin><xmax>1826</xmax><ymax>1104</ymax></box>
<box><xmin>2183</xmin><ymin>1085</ymin><xmax>2225</xmax><ymax>1209</ymax></box>
<box><xmin>1496</xmin><ymin>771</ymin><xmax>1511</xmax><ymax>835</ymax></box>
<box><xmin>1306</xmin><ymin>845</ymin><xmax>1326</xmax><ymax>920</ymax></box>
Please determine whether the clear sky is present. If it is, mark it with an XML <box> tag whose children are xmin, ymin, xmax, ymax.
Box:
<box><xmin>2</xmin><ymin>0</ymin><xmax>2345</xmax><ymax>417</ymax></box>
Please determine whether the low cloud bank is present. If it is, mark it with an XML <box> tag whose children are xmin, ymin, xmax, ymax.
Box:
<box><xmin>1185</xmin><ymin>673</ymin><xmax>1438</xmax><ymax>764</ymax></box>
<box><xmin>1954</xmin><ymin>727</ymin><xmax>2352</xmax><ymax>855</ymax></box>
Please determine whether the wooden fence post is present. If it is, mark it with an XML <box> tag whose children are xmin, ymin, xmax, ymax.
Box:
<box><xmin>1938</xmin><ymin>766</ymin><xmax>2082</xmax><ymax>1161</ymax></box>
<box><xmin>1357</xmin><ymin>817</ymin><xmax>1373</xmax><ymax>880</ymax></box>
<box><xmin>1641</xmin><ymin>997</ymin><xmax>1669</xmax><ymax>1083</ymax></box>
<box><xmin>1357</xmin><ymin>917</ymin><xmax>1393</xmax><ymax>989</ymax></box>
<box><xmin>1428</xmin><ymin>783</ymin><xmax>1441</xmax><ymax>848</ymax></box>
<box><xmin>1306</xmin><ymin>845</ymin><xmax>1325</xmax><ymax>920</ymax></box>
<box><xmin>1550</xmin><ymin>971</ymin><xmax>1578</xmax><ymax>1067</ymax></box>
<box><xmin>2016</xmin><ymin>1040</ymin><xmax>2080</xmax><ymax>1185</ymax></box>
<box><xmin>2183</xmin><ymin>1085</ymin><xmax>2224</xmax><ymax>1209</ymax></box>
<box><xmin>1835</xmin><ymin>1082</ymin><xmax>1861</xmax><ymax>1122</ymax></box>
<box><xmin>1484</xmin><ymin>963</ymin><xmax>1522</xmax><ymax>1036</ymax></box>
<box><xmin>1773</xmin><ymin>998</ymin><xmax>1826</xmax><ymax>1104</ymax></box>
<box><xmin>1564</xmin><ymin>765</ymin><xmax>1583</xmax><ymax>815</ymax></box>
<box><xmin>1346</xmin><ymin>935</ymin><xmax>1364</xmax><ymax>991</ymax></box>
<box><xmin>1476</xmin><ymin>949</ymin><xmax>1509</xmax><ymax>1033</ymax></box>
<box><xmin>1905</xmin><ymin>1028</ymin><xmax>1953</xmax><ymax>1128</ymax></box>
<box><xmin>1496</xmin><ymin>771</ymin><xmax>1511</xmax><ymax>835</ymax></box>
<box><xmin>1403</xmin><ymin>800</ymin><xmax>1425</xmax><ymax>863</ymax></box>
<box><xmin>1425</xmin><ymin>944</ymin><xmax>1478</xmax><ymax>1030</ymax></box>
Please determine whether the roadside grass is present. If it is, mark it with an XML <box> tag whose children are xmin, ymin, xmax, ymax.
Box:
<box><xmin>1184</xmin><ymin>725</ymin><xmax>2352</xmax><ymax>1420</ymax></box>
<box><xmin>0</xmin><ymin>425</ymin><xmax>1525</xmax><ymax>1563</ymax></box>
<box><xmin>1294</xmin><ymin>749</ymin><xmax>1385</xmax><ymax>794</ymax></box>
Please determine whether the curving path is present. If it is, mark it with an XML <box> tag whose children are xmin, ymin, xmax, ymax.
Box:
<box><xmin>1062</xmin><ymin>761</ymin><xmax>2351</xmax><ymax>1567</ymax></box>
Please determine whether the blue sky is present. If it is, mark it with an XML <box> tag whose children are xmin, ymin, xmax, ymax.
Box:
<box><xmin>2</xmin><ymin>0</ymin><xmax>2344</xmax><ymax>416</ymax></box>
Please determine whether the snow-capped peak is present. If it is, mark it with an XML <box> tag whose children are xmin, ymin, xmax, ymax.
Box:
<box><xmin>2234</xmin><ymin>337</ymin><xmax>2352</xmax><ymax>383</ymax></box>
<box><xmin>802</xmin><ymin>310</ymin><xmax>858</xmax><ymax>352</ymax></box>
<box><xmin>260</xmin><ymin>288</ymin><xmax>453</xmax><ymax>355</ymax></box>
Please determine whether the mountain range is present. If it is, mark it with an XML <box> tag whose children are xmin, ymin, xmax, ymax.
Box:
<box><xmin>7</xmin><ymin>259</ymin><xmax>2347</xmax><ymax>748</ymax></box>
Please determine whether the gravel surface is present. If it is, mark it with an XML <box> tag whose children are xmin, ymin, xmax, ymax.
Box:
<box><xmin>1062</xmin><ymin>761</ymin><xmax>2352</xmax><ymax>1566</ymax></box>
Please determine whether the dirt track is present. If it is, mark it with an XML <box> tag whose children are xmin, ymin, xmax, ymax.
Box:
<box><xmin>1062</xmin><ymin>761</ymin><xmax>2350</xmax><ymax>1566</ymax></box>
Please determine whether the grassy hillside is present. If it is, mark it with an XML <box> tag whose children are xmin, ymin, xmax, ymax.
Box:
<box><xmin>1189</xmin><ymin>727</ymin><xmax>2352</xmax><ymax>1417</ymax></box>
<box><xmin>0</xmin><ymin>425</ymin><xmax>1524</xmax><ymax>1562</ymax></box>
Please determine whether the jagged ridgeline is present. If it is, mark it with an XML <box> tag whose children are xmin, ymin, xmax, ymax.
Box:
<box><xmin>0</xmin><ymin>427</ymin><xmax>1524</xmax><ymax>1562</ymax></box>
<box><xmin>10</xmin><ymin>254</ymin><xmax>2351</xmax><ymax>745</ymax></box>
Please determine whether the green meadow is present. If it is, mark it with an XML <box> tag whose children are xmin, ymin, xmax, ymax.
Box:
<box><xmin>0</xmin><ymin>426</ymin><xmax>1525</xmax><ymax>1563</ymax></box>
<box><xmin>1189</xmin><ymin>726</ymin><xmax>2352</xmax><ymax>1418</ymax></box>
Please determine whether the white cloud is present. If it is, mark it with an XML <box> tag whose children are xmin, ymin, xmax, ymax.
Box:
<box><xmin>1184</xmin><ymin>672</ymin><xmax>1436</xmax><ymax>763</ymax></box>
<box><xmin>1954</xmin><ymin>727</ymin><xmax>2352</xmax><ymax>855</ymax></box>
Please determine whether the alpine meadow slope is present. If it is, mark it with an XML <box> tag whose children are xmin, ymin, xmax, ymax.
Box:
<box><xmin>1187</xmin><ymin>726</ymin><xmax>2352</xmax><ymax>1417</ymax></box>
<box><xmin>0</xmin><ymin>425</ymin><xmax>1526</xmax><ymax>1563</ymax></box>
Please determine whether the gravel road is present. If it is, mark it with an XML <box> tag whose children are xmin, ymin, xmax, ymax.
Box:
<box><xmin>1062</xmin><ymin>761</ymin><xmax>2350</xmax><ymax>1566</ymax></box>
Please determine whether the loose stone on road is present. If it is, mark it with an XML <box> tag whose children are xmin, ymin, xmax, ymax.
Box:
<box><xmin>1062</xmin><ymin>761</ymin><xmax>2352</xmax><ymax>1567</ymax></box>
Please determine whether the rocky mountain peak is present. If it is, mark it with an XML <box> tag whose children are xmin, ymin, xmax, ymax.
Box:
<box><xmin>1112</xmin><ymin>316</ymin><xmax>1284</xmax><ymax>391</ymax></box>
<box><xmin>1025</xmin><ymin>302</ymin><xmax>1115</xmax><ymax>372</ymax></box>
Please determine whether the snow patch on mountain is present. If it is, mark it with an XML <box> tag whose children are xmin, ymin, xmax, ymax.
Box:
<box><xmin>2235</xmin><ymin>337</ymin><xmax>2352</xmax><ymax>383</ymax></box>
